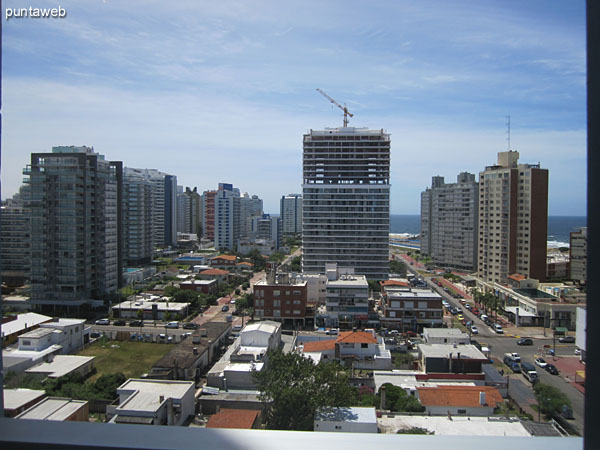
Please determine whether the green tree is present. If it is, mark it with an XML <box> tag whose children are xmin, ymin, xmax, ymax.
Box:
<box><xmin>253</xmin><ymin>350</ymin><xmax>357</xmax><ymax>431</ymax></box>
<box><xmin>289</xmin><ymin>256</ymin><xmax>301</xmax><ymax>272</ymax></box>
<box><xmin>378</xmin><ymin>383</ymin><xmax>425</xmax><ymax>412</ymax></box>
<box><xmin>534</xmin><ymin>383</ymin><xmax>571</xmax><ymax>419</ymax></box>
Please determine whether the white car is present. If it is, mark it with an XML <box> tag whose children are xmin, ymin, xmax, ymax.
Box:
<box><xmin>95</xmin><ymin>318</ymin><xmax>110</xmax><ymax>325</ymax></box>
<box><xmin>165</xmin><ymin>321</ymin><xmax>179</xmax><ymax>329</ymax></box>
<box><xmin>535</xmin><ymin>357</ymin><xmax>548</xmax><ymax>368</ymax></box>
<box><xmin>470</xmin><ymin>325</ymin><xmax>479</xmax><ymax>334</ymax></box>
<box><xmin>494</xmin><ymin>324</ymin><xmax>504</xmax><ymax>334</ymax></box>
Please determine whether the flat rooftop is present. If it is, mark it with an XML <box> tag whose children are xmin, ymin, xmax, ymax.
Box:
<box><xmin>423</xmin><ymin>328</ymin><xmax>469</xmax><ymax>339</ymax></box>
<box><xmin>387</xmin><ymin>289</ymin><xmax>441</xmax><ymax>299</ymax></box>
<box><xmin>419</xmin><ymin>344</ymin><xmax>487</xmax><ymax>360</ymax></box>
<box><xmin>19</xmin><ymin>328</ymin><xmax>56</xmax><ymax>339</ymax></box>
<box><xmin>1</xmin><ymin>313</ymin><xmax>52</xmax><ymax>336</ymax></box>
<box><xmin>40</xmin><ymin>318</ymin><xmax>85</xmax><ymax>328</ymax></box>
<box><xmin>117</xmin><ymin>379</ymin><xmax>194</xmax><ymax>412</ymax></box>
<box><xmin>113</xmin><ymin>300</ymin><xmax>190</xmax><ymax>311</ymax></box>
<box><xmin>3</xmin><ymin>389</ymin><xmax>46</xmax><ymax>411</ymax></box>
<box><xmin>377</xmin><ymin>415</ymin><xmax>531</xmax><ymax>436</ymax></box>
<box><xmin>16</xmin><ymin>397</ymin><xmax>87</xmax><ymax>421</ymax></box>
<box><xmin>26</xmin><ymin>355</ymin><xmax>95</xmax><ymax>378</ymax></box>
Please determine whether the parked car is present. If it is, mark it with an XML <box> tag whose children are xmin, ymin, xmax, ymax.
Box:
<box><xmin>165</xmin><ymin>321</ymin><xmax>179</xmax><ymax>329</ymax></box>
<box><xmin>113</xmin><ymin>320</ymin><xmax>126</xmax><ymax>326</ymax></box>
<box><xmin>545</xmin><ymin>364</ymin><xmax>559</xmax><ymax>375</ymax></box>
<box><xmin>558</xmin><ymin>336</ymin><xmax>575</xmax><ymax>343</ymax></box>
<box><xmin>457</xmin><ymin>314</ymin><xmax>464</xmax><ymax>321</ymax></box>
<box><xmin>510</xmin><ymin>362</ymin><xmax>521</xmax><ymax>373</ymax></box>
<box><xmin>509</xmin><ymin>352</ymin><xmax>521</xmax><ymax>362</ymax></box>
<box><xmin>494</xmin><ymin>324</ymin><xmax>504</xmax><ymax>334</ymax></box>
<box><xmin>535</xmin><ymin>357</ymin><xmax>548</xmax><ymax>368</ymax></box>
<box><xmin>95</xmin><ymin>318</ymin><xmax>110</xmax><ymax>325</ymax></box>
<box><xmin>517</xmin><ymin>338</ymin><xmax>533</xmax><ymax>346</ymax></box>
<box><xmin>182</xmin><ymin>322</ymin><xmax>199</xmax><ymax>330</ymax></box>
<box><xmin>464</xmin><ymin>304</ymin><xmax>472</xmax><ymax>311</ymax></box>
<box><xmin>90</xmin><ymin>332</ymin><xmax>101</xmax><ymax>339</ymax></box>
<box><xmin>221</xmin><ymin>305</ymin><xmax>230</xmax><ymax>312</ymax></box>
<box><xmin>129</xmin><ymin>320</ymin><xmax>143</xmax><ymax>327</ymax></box>
<box><xmin>158</xmin><ymin>333</ymin><xmax>167</xmax><ymax>341</ymax></box>
<box><xmin>472</xmin><ymin>307</ymin><xmax>480</xmax><ymax>315</ymax></box>
<box><xmin>327</xmin><ymin>328</ymin><xmax>339</xmax><ymax>335</ymax></box>
<box><xmin>575</xmin><ymin>348</ymin><xmax>581</xmax><ymax>355</ymax></box>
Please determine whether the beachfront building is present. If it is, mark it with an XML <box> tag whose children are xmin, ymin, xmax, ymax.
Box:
<box><xmin>477</xmin><ymin>151</ymin><xmax>549</xmax><ymax>284</ymax></box>
<box><xmin>420</xmin><ymin>173</ymin><xmax>478</xmax><ymax>271</ymax></box>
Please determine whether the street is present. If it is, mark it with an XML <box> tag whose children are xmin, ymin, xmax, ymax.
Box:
<box><xmin>399</xmin><ymin>254</ymin><xmax>585</xmax><ymax>434</ymax></box>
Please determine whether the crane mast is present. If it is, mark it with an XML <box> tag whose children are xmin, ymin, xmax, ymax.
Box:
<box><xmin>316</xmin><ymin>88</ymin><xmax>354</xmax><ymax>127</ymax></box>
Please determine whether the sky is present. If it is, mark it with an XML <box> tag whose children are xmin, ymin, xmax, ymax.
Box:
<box><xmin>1</xmin><ymin>0</ymin><xmax>587</xmax><ymax>215</ymax></box>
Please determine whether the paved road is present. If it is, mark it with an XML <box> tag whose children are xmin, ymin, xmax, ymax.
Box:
<box><xmin>402</xmin><ymin>258</ymin><xmax>584</xmax><ymax>434</ymax></box>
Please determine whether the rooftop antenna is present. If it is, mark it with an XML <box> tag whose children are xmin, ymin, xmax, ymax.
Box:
<box><xmin>506</xmin><ymin>115</ymin><xmax>511</xmax><ymax>150</ymax></box>
<box><xmin>316</xmin><ymin>88</ymin><xmax>354</xmax><ymax>127</ymax></box>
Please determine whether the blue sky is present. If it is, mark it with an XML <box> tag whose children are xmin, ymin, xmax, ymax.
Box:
<box><xmin>1</xmin><ymin>0</ymin><xmax>586</xmax><ymax>215</ymax></box>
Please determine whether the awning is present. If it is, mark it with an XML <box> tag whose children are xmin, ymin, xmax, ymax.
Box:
<box><xmin>504</xmin><ymin>306</ymin><xmax>536</xmax><ymax>317</ymax></box>
<box><xmin>555</xmin><ymin>327</ymin><xmax>568</xmax><ymax>335</ymax></box>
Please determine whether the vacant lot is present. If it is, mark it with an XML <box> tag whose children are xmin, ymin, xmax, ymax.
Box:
<box><xmin>78</xmin><ymin>339</ymin><xmax>172</xmax><ymax>382</ymax></box>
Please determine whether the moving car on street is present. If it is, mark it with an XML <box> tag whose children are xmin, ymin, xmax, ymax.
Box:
<box><xmin>517</xmin><ymin>338</ymin><xmax>533</xmax><ymax>346</ymax></box>
<box><xmin>545</xmin><ymin>364</ymin><xmax>559</xmax><ymax>375</ymax></box>
<box><xmin>95</xmin><ymin>318</ymin><xmax>110</xmax><ymax>325</ymax></box>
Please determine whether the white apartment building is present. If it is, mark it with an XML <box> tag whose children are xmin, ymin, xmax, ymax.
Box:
<box><xmin>421</xmin><ymin>173</ymin><xmax>478</xmax><ymax>271</ymax></box>
<box><xmin>570</xmin><ymin>227</ymin><xmax>587</xmax><ymax>284</ymax></box>
<box><xmin>302</xmin><ymin>127</ymin><xmax>390</xmax><ymax>280</ymax></box>
<box><xmin>280</xmin><ymin>194</ymin><xmax>302</xmax><ymax>235</ymax></box>
<box><xmin>477</xmin><ymin>151</ymin><xmax>549</xmax><ymax>284</ymax></box>
<box><xmin>324</xmin><ymin>264</ymin><xmax>369</xmax><ymax>328</ymax></box>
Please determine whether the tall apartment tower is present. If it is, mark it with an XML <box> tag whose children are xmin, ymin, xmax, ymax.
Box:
<box><xmin>302</xmin><ymin>127</ymin><xmax>390</xmax><ymax>279</ymax></box>
<box><xmin>177</xmin><ymin>187</ymin><xmax>202</xmax><ymax>235</ymax></box>
<box><xmin>569</xmin><ymin>227</ymin><xmax>587</xmax><ymax>284</ymax></box>
<box><xmin>477</xmin><ymin>151</ymin><xmax>548</xmax><ymax>284</ymax></box>
<box><xmin>202</xmin><ymin>190</ymin><xmax>217</xmax><ymax>242</ymax></box>
<box><xmin>24</xmin><ymin>146</ymin><xmax>123</xmax><ymax>308</ymax></box>
<box><xmin>123</xmin><ymin>168</ymin><xmax>177</xmax><ymax>249</ymax></box>
<box><xmin>123</xmin><ymin>171</ymin><xmax>153</xmax><ymax>266</ymax></box>
<box><xmin>214</xmin><ymin>183</ymin><xmax>239</xmax><ymax>251</ymax></box>
<box><xmin>280</xmin><ymin>194</ymin><xmax>302</xmax><ymax>235</ymax></box>
<box><xmin>420</xmin><ymin>172</ymin><xmax>478</xmax><ymax>271</ymax></box>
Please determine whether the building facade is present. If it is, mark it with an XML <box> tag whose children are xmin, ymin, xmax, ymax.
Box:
<box><xmin>302</xmin><ymin>127</ymin><xmax>390</xmax><ymax>280</ymax></box>
<box><xmin>202</xmin><ymin>190</ymin><xmax>217</xmax><ymax>242</ymax></box>
<box><xmin>177</xmin><ymin>187</ymin><xmax>202</xmax><ymax>236</ymax></box>
<box><xmin>420</xmin><ymin>173</ymin><xmax>478</xmax><ymax>271</ymax></box>
<box><xmin>324</xmin><ymin>264</ymin><xmax>369</xmax><ymax>328</ymax></box>
<box><xmin>477</xmin><ymin>151</ymin><xmax>548</xmax><ymax>284</ymax></box>
<box><xmin>253</xmin><ymin>271</ymin><xmax>311</xmax><ymax>326</ymax></box>
<box><xmin>280</xmin><ymin>194</ymin><xmax>302</xmax><ymax>235</ymax></box>
<box><xmin>381</xmin><ymin>287</ymin><xmax>443</xmax><ymax>332</ymax></box>
<box><xmin>24</xmin><ymin>146</ymin><xmax>123</xmax><ymax>308</ymax></box>
<box><xmin>570</xmin><ymin>227</ymin><xmax>587</xmax><ymax>284</ymax></box>
<box><xmin>123</xmin><ymin>168</ymin><xmax>177</xmax><ymax>249</ymax></box>
<box><xmin>122</xmin><ymin>170</ymin><xmax>153</xmax><ymax>266</ymax></box>
<box><xmin>0</xmin><ymin>199</ymin><xmax>31</xmax><ymax>287</ymax></box>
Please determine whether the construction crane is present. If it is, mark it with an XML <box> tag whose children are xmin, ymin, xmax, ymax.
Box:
<box><xmin>316</xmin><ymin>88</ymin><xmax>354</xmax><ymax>127</ymax></box>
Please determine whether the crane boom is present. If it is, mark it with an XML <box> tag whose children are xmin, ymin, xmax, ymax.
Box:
<box><xmin>316</xmin><ymin>88</ymin><xmax>354</xmax><ymax>127</ymax></box>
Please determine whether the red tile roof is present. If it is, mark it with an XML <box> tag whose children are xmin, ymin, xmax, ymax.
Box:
<box><xmin>237</xmin><ymin>261</ymin><xmax>253</xmax><ymax>266</ymax></box>
<box><xmin>416</xmin><ymin>386</ymin><xmax>503</xmax><ymax>408</ymax></box>
<box><xmin>200</xmin><ymin>268</ymin><xmax>230</xmax><ymax>276</ymax></box>
<box><xmin>336</xmin><ymin>331</ymin><xmax>377</xmax><ymax>344</ymax></box>
<box><xmin>302</xmin><ymin>339</ymin><xmax>336</xmax><ymax>353</ymax></box>
<box><xmin>381</xmin><ymin>280</ymin><xmax>410</xmax><ymax>287</ymax></box>
<box><xmin>206</xmin><ymin>409</ymin><xmax>260</xmax><ymax>429</ymax></box>
<box><xmin>212</xmin><ymin>255</ymin><xmax>237</xmax><ymax>261</ymax></box>
<box><xmin>508</xmin><ymin>273</ymin><xmax>526</xmax><ymax>281</ymax></box>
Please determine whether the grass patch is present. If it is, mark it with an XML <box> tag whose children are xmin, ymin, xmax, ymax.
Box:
<box><xmin>78</xmin><ymin>339</ymin><xmax>173</xmax><ymax>383</ymax></box>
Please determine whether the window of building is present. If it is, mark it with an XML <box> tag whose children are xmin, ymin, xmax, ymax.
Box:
<box><xmin>273</xmin><ymin>300</ymin><xmax>281</xmax><ymax>307</ymax></box>
<box><xmin>273</xmin><ymin>309</ymin><xmax>281</xmax><ymax>317</ymax></box>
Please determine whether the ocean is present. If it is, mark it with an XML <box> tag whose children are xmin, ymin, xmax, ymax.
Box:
<box><xmin>390</xmin><ymin>214</ymin><xmax>586</xmax><ymax>248</ymax></box>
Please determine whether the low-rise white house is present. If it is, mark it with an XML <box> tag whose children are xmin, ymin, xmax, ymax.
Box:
<box><xmin>39</xmin><ymin>319</ymin><xmax>85</xmax><ymax>354</ymax></box>
<box><xmin>422</xmin><ymin>328</ymin><xmax>470</xmax><ymax>345</ymax></box>
<box><xmin>314</xmin><ymin>407</ymin><xmax>378</xmax><ymax>433</ymax></box>
<box><xmin>108</xmin><ymin>379</ymin><xmax>195</xmax><ymax>426</ymax></box>
<box><xmin>240</xmin><ymin>321</ymin><xmax>281</xmax><ymax>350</ymax></box>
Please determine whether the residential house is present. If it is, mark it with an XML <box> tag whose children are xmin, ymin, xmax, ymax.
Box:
<box><xmin>314</xmin><ymin>407</ymin><xmax>378</xmax><ymax>433</ymax></box>
<box><xmin>416</xmin><ymin>385</ymin><xmax>504</xmax><ymax>416</ymax></box>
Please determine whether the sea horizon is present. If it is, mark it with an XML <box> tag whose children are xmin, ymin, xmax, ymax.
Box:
<box><xmin>390</xmin><ymin>214</ymin><xmax>586</xmax><ymax>248</ymax></box>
